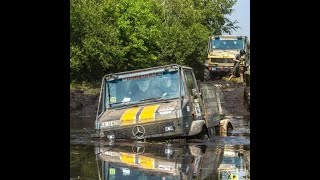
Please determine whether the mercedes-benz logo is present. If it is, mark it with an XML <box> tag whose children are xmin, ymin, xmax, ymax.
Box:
<box><xmin>132</xmin><ymin>125</ymin><xmax>145</xmax><ymax>139</ymax></box>
<box><xmin>132</xmin><ymin>145</ymin><xmax>145</xmax><ymax>154</ymax></box>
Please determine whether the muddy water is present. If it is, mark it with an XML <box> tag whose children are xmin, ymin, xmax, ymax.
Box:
<box><xmin>70</xmin><ymin>115</ymin><xmax>250</xmax><ymax>180</ymax></box>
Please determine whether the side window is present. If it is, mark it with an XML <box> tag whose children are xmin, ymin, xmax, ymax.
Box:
<box><xmin>184</xmin><ymin>71</ymin><xmax>197</xmax><ymax>96</ymax></box>
<box><xmin>180</xmin><ymin>79</ymin><xmax>185</xmax><ymax>96</ymax></box>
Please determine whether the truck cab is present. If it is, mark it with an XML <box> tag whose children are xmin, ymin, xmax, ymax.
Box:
<box><xmin>95</xmin><ymin>64</ymin><xmax>232</xmax><ymax>140</ymax></box>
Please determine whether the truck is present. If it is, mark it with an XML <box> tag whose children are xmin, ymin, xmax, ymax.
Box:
<box><xmin>204</xmin><ymin>35</ymin><xmax>250</xmax><ymax>81</ymax></box>
<box><xmin>94</xmin><ymin>64</ymin><xmax>233</xmax><ymax>140</ymax></box>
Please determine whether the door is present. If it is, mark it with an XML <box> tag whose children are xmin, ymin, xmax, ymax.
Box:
<box><xmin>183</xmin><ymin>69</ymin><xmax>203</xmax><ymax>120</ymax></box>
<box><xmin>199</xmin><ymin>82</ymin><xmax>225</xmax><ymax>128</ymax></box>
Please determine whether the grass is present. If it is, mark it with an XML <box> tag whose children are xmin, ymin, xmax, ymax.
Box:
<box><xmin>70</xmin><ymin>81</ymin><xmax>101</xmax><ymax>95</ymax></box>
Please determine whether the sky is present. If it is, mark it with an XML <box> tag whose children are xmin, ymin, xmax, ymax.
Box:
<box><xmin>224</xmin><ymin>0</ymin><xmax>250</xmax><ymax>40</ymax></box>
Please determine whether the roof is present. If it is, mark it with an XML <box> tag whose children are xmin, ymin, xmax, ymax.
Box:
<box><xmin>103</xmin><ymin>64</ymin><xmax>192</xmax><ymax>80</ymax></box>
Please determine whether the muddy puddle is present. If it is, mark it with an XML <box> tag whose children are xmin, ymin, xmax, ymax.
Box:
<box><xmin>70</xmin><ymin>115</ymin><xmax>250</xmax><ymax>180</ymax></box>
<box><xmin>70</xmin><ymin>80</ymin><xmax>250</xmax><ymax>179</ymax></box>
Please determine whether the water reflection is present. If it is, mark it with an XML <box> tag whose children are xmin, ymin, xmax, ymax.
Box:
<box><xmin>70</xmin><ymin>115</ymin><xmax>250</xmax><ymax>179</ymax></box>
<box><xmin>70</xmin><ymin>141</ymin><xmax>250</xmax><ymax>180</ymax></box>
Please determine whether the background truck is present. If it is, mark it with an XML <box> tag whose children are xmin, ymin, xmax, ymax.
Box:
<box><xmin>204</xmin><ymin>35</ymin><xmax>250</xmax><ymax>81</ymax></box>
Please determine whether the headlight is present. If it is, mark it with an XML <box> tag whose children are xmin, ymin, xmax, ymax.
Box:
<box><xmin>165</xmin><ymin>126</ymin><xmax>175</xmax><ymax>132</ymax></box>
<box><xmin>100</xmin><ymin>120</ymin><xmax>120</xmax><ymax>128</ymax></box>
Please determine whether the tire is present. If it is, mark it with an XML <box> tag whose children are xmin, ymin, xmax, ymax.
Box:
<box><xmin>219</xmin><ymin>119</ymin><xmax>233</xmax><ymax>136</ymax></box>
<box><xmin>204</xmin><ymin>69</ymin><xmax>210</xmax><ymax>81</ymax></box>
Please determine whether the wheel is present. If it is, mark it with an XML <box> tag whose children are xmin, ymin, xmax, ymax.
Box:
<box><xmin>204</xmin><ymin>69</ymin><xmax>210</xmax><ymax>81</ymax></box>
<box><xmin>226</xmin><ymin>123</ymin><xmax>233</xmax><ymax>136</ymax></box>
<box><xmin>219</xmin><ymin>119</ymin><xmax>233</xmax><ymax>136</ymax></box>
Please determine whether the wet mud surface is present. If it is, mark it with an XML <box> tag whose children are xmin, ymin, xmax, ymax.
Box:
<box><xmin>70</xmin><ymin>80</ymin><xmax>250</xmax><ymax>179</ymax></box>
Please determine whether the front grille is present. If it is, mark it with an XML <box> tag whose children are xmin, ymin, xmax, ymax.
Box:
<box><xmin>211</xmin><ymin>58</ymin><xmax>233</xmax><ymax>63</ymax></box>
<box><xmin>104</xmin><ymin>121</ymin><xmax>175</xmax><ymax>139</ymax></box>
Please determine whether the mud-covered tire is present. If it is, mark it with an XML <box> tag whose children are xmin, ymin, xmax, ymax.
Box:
<box><xmin>204</xmin><ymin>69</ymin><xmax>222</xmax><ymax>81</ymax></box>
<box><xmin>219</xmin><ymin>119</ymin><xmax>233</xmax><ymax>136</ymax></box>
<box><xmin>204</xmin><ymin>69</ymin><xmax>212</xmax><ymax>81</ymax></box>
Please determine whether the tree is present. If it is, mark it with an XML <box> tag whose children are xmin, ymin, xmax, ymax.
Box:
<box><xmin>70</xmin><ymin>0</ymin><xmax>239</xmax><ymax>82</ymax></box>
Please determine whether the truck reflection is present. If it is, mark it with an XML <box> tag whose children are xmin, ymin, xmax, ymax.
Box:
<box><xmin>96</xmin><ymin>142</ymin><xmax>200</xmax><ymax>179</ymax></box>
<box><xmin>94</xmin><ymin>142</ymin><xmax>249</xmax><ymax>179</ymax></box>
<box><xmin>217</xmin><ymin>145</ymin><xmax>250</xmax><ymax>180</ymax></box>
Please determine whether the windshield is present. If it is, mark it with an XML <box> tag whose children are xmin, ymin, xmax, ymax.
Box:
<box><xmin>105</xmin><ymin>70</ymin><xmax>183</xmax><ymax>107</ymax></box>
<box><xmin>210</xmin><ymin>39</ymin><xmax>244</xmax><ymax>50</ymax></box>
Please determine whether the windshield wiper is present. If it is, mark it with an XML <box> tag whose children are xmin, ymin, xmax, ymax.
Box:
<box><xmin>139</xmin><ymin>96</ymin><xmax>163</xmax><ymax>102</ymax></box>
<box><xmin>109</xmin><ymin>102</ymin><xmax>139</xmax><ymax>109</ymax></box>
<box><xmin>139</xmin><ymin>96</ymin><xmax>172</xmax><ymax>103</ymax></box>
<box><xmin>109</xmin><ymin>101</ymin><xmax>132</xmax><ymax>105</ymax></box>
<box><xmin>110</xmin><ymin>97</ymin><xmax>164</xmax><ymax>106</ymax></box>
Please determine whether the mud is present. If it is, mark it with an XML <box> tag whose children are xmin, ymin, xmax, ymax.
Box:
<box><xmin>213</xmin><ymin>80</ymin><xmax>249</xmax><ymax>116</ymax></box>
<box><xmin>70</xmin><ymin>115</ymin><xmax>250</xmax><ymax>180</ymax></box>
<box><xmin>70</xmin><ymin>89</ymin><xmax>99</xmax><ymax>116</ymax></box>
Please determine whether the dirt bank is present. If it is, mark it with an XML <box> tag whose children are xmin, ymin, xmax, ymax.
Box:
<box><xmin>70</xmin><ymin>89</ymin><xmax>99</xmax><ymax>117</ymax></box>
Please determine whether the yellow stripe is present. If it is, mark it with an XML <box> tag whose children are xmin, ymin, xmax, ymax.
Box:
<box><xmin>139</xmin><ymin>156</ymin><xmax>155</xmax><ymax>169</ymax></box>
<box><xmin>139</xmin><ymin>105</ymin><xmax>160</xmax><ymax>123</ymax></box>
<box><xmin>120</xmin><ymin>153</ymin><xmax>136</xmax><ymax>165</ymax></box>
<box><xmin>120</xmin><ymin>107</ymin><xmax>141</xmax><ymax>126</ymax></box>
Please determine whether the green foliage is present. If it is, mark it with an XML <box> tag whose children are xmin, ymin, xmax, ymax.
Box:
<box><xmin>70</xmin><ymin>0</ymin><xmax>239</xmax><ymax>82</ymax></box>
<box><xmin>70</xmin><ymin>81</ymin><xmax>101</xmax><ymax>94</ymax></box>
